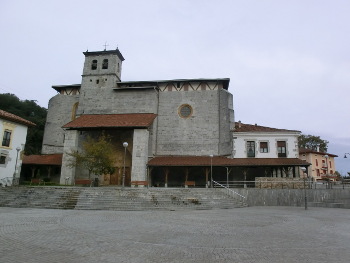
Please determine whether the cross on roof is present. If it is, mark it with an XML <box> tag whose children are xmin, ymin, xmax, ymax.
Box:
<box><xmin>103</xmin><ymin>42</ymin><xmax>109</xmax><ymax>51</ymax></box>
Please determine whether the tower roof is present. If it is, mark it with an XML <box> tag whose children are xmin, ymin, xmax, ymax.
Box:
<box><xmin>83</xmin><ymin>49</ymin><xmax>125</xmax><ymax>61</ymax></box>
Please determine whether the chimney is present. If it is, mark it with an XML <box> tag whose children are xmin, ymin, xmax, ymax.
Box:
<box><xmin>238</xmin><ymin>120</ymin><xmax>241</xmax><ymax>128</ymax></box>
<box><xmin>316</xmin><ymin>145</ymin><xmax>320</xmax><ymax>152</ymax></box>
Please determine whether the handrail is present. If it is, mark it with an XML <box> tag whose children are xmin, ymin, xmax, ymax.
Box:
<box><xmin>212</xmin><ymin>180</ymin><xmax>246</xmax><ymax>199</ymax></box>
<box><xmin>214</xmin><ymin>179</ymin><xmax>349</xmax><ymax>189</ymax></box>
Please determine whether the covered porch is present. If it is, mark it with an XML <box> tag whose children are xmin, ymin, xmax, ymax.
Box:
<box><xmin>148</xmin><ymin>156</ymin><xmax>310</xmax><ymax>188</ymax></box>
<box><xmin>21</xmin><ymin>154</ymin><xmax>63</xmax><ymax>184</ymax></box>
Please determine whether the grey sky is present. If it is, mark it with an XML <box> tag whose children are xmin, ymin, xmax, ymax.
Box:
<box><xmin>1</xmin><ymin>0</ymin><xmax>349</xmax><ymax>174</ymax></box>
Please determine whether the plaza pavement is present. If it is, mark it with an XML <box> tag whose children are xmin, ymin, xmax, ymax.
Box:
<box><xmin>0</xmin><ymin>206</ymin><xmax>349</xmax><ymax>263</ymax></box>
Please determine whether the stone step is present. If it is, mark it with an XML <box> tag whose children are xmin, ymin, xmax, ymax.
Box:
<box><xmin>0</xmin><ymin>186</ymin><xmax>247</xmax><ymax>210</ymax></box>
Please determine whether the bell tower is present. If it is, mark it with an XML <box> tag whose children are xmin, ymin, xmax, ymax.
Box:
<box><xmin>77</xmin><ymin>49</ymin><xmax>125</xmax><ymax>115</ymax></box>
<box><xmin>81</xmin><ymin>49</ymin><xmax>125</xmax><ymax>88</ymax></box>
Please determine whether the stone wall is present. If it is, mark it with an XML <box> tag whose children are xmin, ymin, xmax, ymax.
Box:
<box><xmin>156</xmin><ymin>84</ymin><xmax>232</xmax><ymax>156</ymax></box>
<box><xmin>229</xmin><ymin>188</ymin><xmax>350</xmax><ymax>207</ymax></box>
<box><xmin>255</xmin><ymin>177</ymin><xmax>307</xmax><ymax>189</ymax></box>
<box><xmin>42</xmin><ymin>94</ymin><xmax>80</xmax><ymax>154</ymax></box>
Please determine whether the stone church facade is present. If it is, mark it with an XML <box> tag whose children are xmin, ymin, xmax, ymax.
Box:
<box><xmin>41</xmin><ymin>49</ymin><xmax>235</xmax><ymax>186</ymax></box>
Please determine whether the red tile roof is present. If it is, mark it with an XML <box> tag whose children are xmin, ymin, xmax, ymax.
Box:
<box><xmin>299</xmin><ymin>148</ymin><xmax>338</xmax><ymax>157</ymax></box>
<box><xmin>22</xmin><ymin>154</ymin><xmax>63</xmax><ymax>165</ymax></box>
<box><xmin>63</xmin><ymin>113</ymin><xmax>157</xmax><ymax>129</ymax></box>
<box><xmin>234</xmin><ymin>122</ymin><xmax>299</xmax><ymax>133</ymax></box>
<box><xmin>148</xmin><ymin>156</ymin><xmax>309</xmax><ymax>167</ymax></box>
<box><xmin>0</xmin><ymin>110</ymin><xmax>36</xmax><ymax>127</ymax></box>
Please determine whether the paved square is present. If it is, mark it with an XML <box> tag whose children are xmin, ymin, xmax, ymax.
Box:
<box><xmin>0</xmin><ymin>207</ymin><xmax>349</xmax><ymax>263</ymax></box>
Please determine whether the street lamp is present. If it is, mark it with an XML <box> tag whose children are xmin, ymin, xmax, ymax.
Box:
<box><xmin>225</xmin><ymin>167</ymin><xmax>229</xmax><ymax>188</ymax></box>
<box><xmin>209</xmin><ymin>154</ymin><xmax>213</xmax><ymax>188</ymax></box>
<box><xmin>323</xmin><ymin>154</ymin><xmax>329</xmax><ymax>189</ymax></box>
<box><xmin>300</xmin><ymin>166</ymin><xmax>307</xmax><ymax>210</ymax></box>
<box><xmin>122</xmin><ymin>142</ymin><xmax>128</xmax><ymax>188</ymax></box>
<box><xmin>12</xmin><ymin>147</ymin><xmax>21</xmax><ymax>186</ymax></box>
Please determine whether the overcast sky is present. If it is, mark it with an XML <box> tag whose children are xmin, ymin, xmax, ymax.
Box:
<box><xmin>1</xmin><ymin>0</ymin><xmax>349</xmax><ymax>174</ymax></box>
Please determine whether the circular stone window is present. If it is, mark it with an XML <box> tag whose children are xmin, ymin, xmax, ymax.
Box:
<box><xmin>178</xmin><ymin>104</ymin><xmax>193</xmax><ymax>118</ymax></box>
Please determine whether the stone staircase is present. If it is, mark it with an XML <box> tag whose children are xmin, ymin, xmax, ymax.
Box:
<box><xmin>0</xmin><ymin>187</ymin><xmax>247</xmax><ymax>210</ymax></box>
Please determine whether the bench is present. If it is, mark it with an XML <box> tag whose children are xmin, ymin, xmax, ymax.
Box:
<box><xmin>30</xmin><ymin>178</ymin><xmax>44</xmax><ymax>185</ymax></box>
<box><xmin>185</xmin><ymin>181</ymin><xmax>195</xmax><ymax>187</ymax></box>
<box><xmin>131</xmin><ymin>181</ymin><xmax>148</xmax><ymax>187</ymax></box>
<box><xmin>74</xmin><ymin>179</ymin><xmax>92</xmax><ymax>187</ymax></box>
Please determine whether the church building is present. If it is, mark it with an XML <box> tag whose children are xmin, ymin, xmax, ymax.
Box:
<box><xmin>24</xmin><ymin>48</ymin><xmax>308</xmax><ymax>187</ymax></box>
<box><xmin>40</xmin><ymin>49</ymin><xmax>235</xmax><ymax>186</ymax></box>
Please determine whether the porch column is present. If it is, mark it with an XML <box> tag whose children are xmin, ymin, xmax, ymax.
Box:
<box><xmin>184</xmin><ymin>167</ymin><xmax>189</xmax><ymax>187</ymax></box>
<box><xmin>148</xmin><ymin>167</ymin><xmax>153</xmax><ymax>187</ymax></box>
<box><xmin>31</xmin><ymin>166</ymin><xmax>36</xmax><ymax>179</ymax></box>
<box><xmin>131</xmin><ymin>129</ymin><xmax>149</xmax><ymax>182</ymax></box>
<box><xmin>204</xmin><ymin>167</ymin><xmax>209</xmax><ymax>188</ymax></box>
<box><xmin>60</xmin><ymin>130</ymin><xmax>79</xmax><ymax>185</ymax></box>
<box><xmin>47</xmin><ymin>166</ymin><xmax>52</xmax><ymax>179</ymax></box>
<box><xmin>163</xmin><ymin>167</ymin><xmax>169</xmax><ymax>188</ymax></box>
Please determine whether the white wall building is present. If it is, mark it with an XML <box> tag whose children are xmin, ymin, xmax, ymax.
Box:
<box><xmin>0</xmin><ymin>110</ymin><xmax>35</xmax><ymax>186</ymax></box>
<box><xmin>232</xmin><ymin>121</ymin><xmax>304</xmax><ymax>179</ymax></box>
<box><xmin>233</xmin><ymin>121</ymin><xmax>300</xmax><ymax>159</ymax></box>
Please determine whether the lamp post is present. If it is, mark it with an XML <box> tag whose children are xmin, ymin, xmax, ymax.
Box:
<box><xmin>300</xmin><ymin>166</ymin><xmax>307</xmax><ymax>210</ymax></box>
<box><xmin>122</xmin><ymin>142</ymin><xmax>128</xmax><ymax>189</ymax></box>
<box><xmin>324</xmin><ymin>154</ymin><xmax>329</xmax><ymax>189</ymax></box>
<box><xmin>209</xmin><ymin>154</ymin><xmax>213</xmax><ymax>188</ymax></box>
<box><xmin>12</xmin><ymin>147</ymin><xmax>21</xmax><ymax>186</ymax></box>
<box><xmin>225</xmin><ymin>167</ymin><xmax>229</xmax><ymax>188</ymax></box>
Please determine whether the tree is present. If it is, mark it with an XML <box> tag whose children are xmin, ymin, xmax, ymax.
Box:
<box><xmin>66</xmin><ymin>133</ymin><xmax>116</xmax><ymax>178</ymax></box>
<box><xmin>298</xmin><ymin>134</ymin><xmax>329</xmax><ymax>152</ymax></box>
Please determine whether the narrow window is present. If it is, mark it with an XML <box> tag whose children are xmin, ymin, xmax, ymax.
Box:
<box><xmin>2</xmin><ymin>130</ymin><xmax>11</xmax><ymax>147</ymax></box>
<box><xmin>0</xmin><ymin>155</ymin><xmax>6</xmax><ymax>164</ymax></box>
<box><xmin>259</xmin><ymin>142</ymin><xmax>268</xmax><ymax>153</ymax></box>
<box><xmin>71</xmin><ymin>102</ymin><xmax>79</xmax><ymax>120</ymax></box>
<box><xmin>315</xmin><ymin>159</ymin><xmax>318</xmax><ymax>166</ymax></box>
<box><xmin>102</xmin><ymin>59</ymin><xmax>108</xmax><ymax>69</ymax></box>
<box><xmin>91</xmin><ymin>60</ymin><xmax>97</xmax><ymax>70</ymax></box>
<box><xmin>329</xmin><ymin>161</ymin><xmax>332</xmax><ymax>168</ymax></box>
<box><xmin>277</xmin><ymin>141</ymin><xmax>287</xmax><ymax>157</ymax></box>
<box><xmin>247</xmin><ymin>141</ymin><xmax>255</xmax><ymax>157</ymax></box>
<box><xmin>117</xmin><ymin>63</ymin><xmax>120</xmax><ymax>72</ymax></box>
<box><xmin>316</xmin><ymin>169</ymin><xmax>320</xmax><ymax>177</ymax></box>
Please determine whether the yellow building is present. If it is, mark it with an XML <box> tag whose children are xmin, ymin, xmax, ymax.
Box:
<box><xmin>299</xmin><ymin>148</ymin><xmax>338</xmax><ymax>181</ymax></box>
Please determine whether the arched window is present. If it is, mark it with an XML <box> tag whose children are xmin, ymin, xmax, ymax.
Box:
<box><xmin>102</xmin><ymin>59</ymin><xmax>108</xmax><ymax>69</ymax></box>
<box><xmin>71</xmin><ymin>102</ymin><xmax>79</xmax><ymax>120</ymax></box>
<box><xmin>91</xmin><ymin>60</ymin><xmax>97</xmax><ymax>70</ymax></box>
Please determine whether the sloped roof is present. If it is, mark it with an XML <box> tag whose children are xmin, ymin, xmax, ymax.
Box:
<box><xmin>299</xmin><ymin>148</ymin><xmax>338</xmax><ymax>157</ymax></box>
<box><xmin>0</xmin><ymin>110</ymin><xmax>36</xmax><ymax>127</ymax></box>
<box><xmin>234</xmin><ymin>122</ymin><xmax>300</xmax><ymax>133</ymax></box>
<box><xmin>117</xmin><ymin>78</ymin><xmax>230</xmax><ymax>90</ymax></box>
<box><xmin>148</xmin><ymin>156</ymin><xmax>310</xmax><ymax>167</ymax></box>
<box><xmin>22</xmin><ymin>154</ymin><xmax>63</xmax><ymax>165</ymax></box>
<box><xmin>63</xmin><ymin>113</ymin><xmax>157</xmax><ymax>129</ymax></box>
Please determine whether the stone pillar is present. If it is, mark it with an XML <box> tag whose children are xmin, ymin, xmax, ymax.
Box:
<box><xmin>131</xmin><ymin>129</ymin><xmax>149</xmax><ymax>182</ymax></box>
<box><xmin>60</xmin><ymin>130</ymin><xmax>79</xmax><ymax>185</ymax></box>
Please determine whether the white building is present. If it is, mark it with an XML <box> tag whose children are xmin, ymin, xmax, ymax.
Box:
<box><xmin>232</xmin><ymin>121</ymin><xmax>305</xmax><ymax>180</ymax></box>
<box><xmin>0</xmin><ymin>110</ymin><xmax>35</xmax><ymax>186</ymax></box>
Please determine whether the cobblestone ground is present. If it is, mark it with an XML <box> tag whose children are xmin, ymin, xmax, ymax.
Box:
<box><xmin>0</xmin><ymin>207</ymin><xmax>349</xmax><ymax>263</ymax></box>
